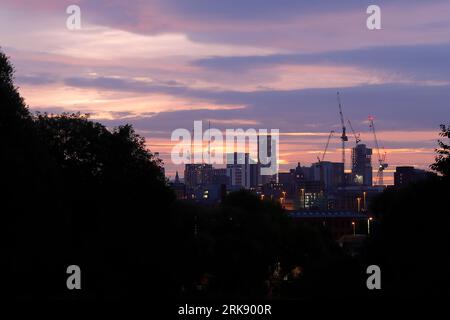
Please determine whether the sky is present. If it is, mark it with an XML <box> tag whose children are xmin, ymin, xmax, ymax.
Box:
<box><xmin>1</xmin><ymin>0</ymin><xmax>450</xmax><ymax>184</ymax></box>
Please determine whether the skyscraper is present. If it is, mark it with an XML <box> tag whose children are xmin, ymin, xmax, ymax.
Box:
<box><xmin>226</xmin><ymin>152</ymin><xmax>251</xmax><ymax>188</ymax></box>
<box><xmin>249</xmin><ymin>162</ymin><xmax>260</xmax><ymax>188</ymax></box>
<box><xmin>351</xmin><ymin>144</ymin><xmax>372</xmax><ymax>186</ymax></box>
<box><xmin>258</xmin><ymin>134</ymin><xmax>277</xmax><ymax>184</ymax></box>
<box><xmin>212</xmin><ymin>168</ymin><xmax>230</xmax><ymax>186</ymax></box>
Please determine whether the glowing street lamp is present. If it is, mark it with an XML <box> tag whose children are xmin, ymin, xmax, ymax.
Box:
<box><xmin>280</xmin><ymin>191</ymin><xmax>286</xmax><ymax>207</ymax></box>
<box><xmin>357</xmin><ymin>197</ymin><xmax>362</xmax><ymax>212</ymax></box>
<box><xmin>352</xmin><ymin>221</ymin><xmax>356</xmax><ymax>236</ymax></box>
<box><xmin>300</xmin><ymin>188</ymin><xmax>305</xmax><ymax>209</ymax></box>
<box><xmin>367</xmin><ymin>217</ymin><xmax>373</xmax><ymax>235</ymax></box>
<box><xmin>363</xmin><ymin>191</ymin><xmax>367</xmax><ymax>211</ymax></box>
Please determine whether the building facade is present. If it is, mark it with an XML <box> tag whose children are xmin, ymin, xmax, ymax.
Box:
<box><xmin>226</xmin><ymin>152</ymin><xmax>251</xmax><ymax>188</ymax></box>
<box><xmin>351</xmin><ymin>144</ymin><xmax>373</xmax><ymax>186</ymax></box>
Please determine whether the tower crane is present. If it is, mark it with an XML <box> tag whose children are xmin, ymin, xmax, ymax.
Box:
<box><xmin>317</xmin><ymin>130</ymin><xmax>335</xmax><ymax>163</ymax></box>
<box><xmin>337</xmin><ymin>92</ymin><xmax>348</xmax><ymax>171</ymax></box>
<box><xmin>368</xmin><ymin>116</ymin><xmax>388</xmax><ymax>185</ymax></box>
<box><xmin>347</xmin><ymin>119</ymin><xmax>361</xmax><ymax>145</ymax></box>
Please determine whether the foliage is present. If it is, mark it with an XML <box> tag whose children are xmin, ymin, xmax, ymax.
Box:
<box><xmin>368</xmin><ymin>135</ymin><xmax>450</xmax><ymax>297</ymax></box>
<box><xmin>430</xmin><ymin>124</ymin><xmax>450</xmax><ymax>177</ymax></box>
<box><xmin>1</xmin><ymin>50</ymin><xmax>174</xmax><ymax>298</ymax></box>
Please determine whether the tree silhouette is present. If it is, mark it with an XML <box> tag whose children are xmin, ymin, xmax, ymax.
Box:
<box><xmin>1</xmin><ymin>50</ymin><xmax>175</xmax><ymax>299</ymax></box>
<box><xmin>368</xmin><ymin>125</ymin><xmax>450</xmax><ymax>298</ymax></box>
<box><xmin>430</xmin><ymin>124</ymin><xmax>450</xmax><ymax>178</ymax></box>
<box><xmin>168</xmin><ymin>190</ymin><xmax>364</xmax><ymax>299</ymax></box>
<box><xmin>1</xmin><ymin>49</ymin><xmax>69</xmax><ymax>298</ymax></box>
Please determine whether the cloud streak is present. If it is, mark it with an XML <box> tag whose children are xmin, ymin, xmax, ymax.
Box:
<box><xmin>194</xmin><ymin>43</ymin><xmax>450</xmax><ymax>82</ymax></box>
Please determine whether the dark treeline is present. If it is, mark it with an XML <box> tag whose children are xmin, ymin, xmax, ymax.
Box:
<box><xmin>168</xmin><ymin>191</ymin><xmax>366</xmax><ymax>299</ymax></box>
<box><xmin>1</xmin><ymin>50</ymin><xmax>449</xmax><ymax>300</ymax></box>
<box><xmin>366</xmin><ymin>124</ymin><xmax>450</xmax><ymax>298</ymax></box>
<box><xmin>1</xmin><ymin>50</ymin><xmax>174</xmax><ymax>299</ymax></box>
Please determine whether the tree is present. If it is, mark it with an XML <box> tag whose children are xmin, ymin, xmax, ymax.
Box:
<box><xmin>430</xmin><ymin>124</ymin><xmax>450</xmax><ymax>178</ymax></box>
<box><xmin>1</xmin><ymin>50</ymin><xmax>176</xmax><ymax>299</ymax></box>
<box><xmin>33</xmin><ymin>112</ymin><xmax>176</xmax><ymax>298</ymax></box>
<box><xmin>0</xmin><ymin>50</ymin><xmax>30</xmax><ymax>125</ymax></box>
<box><xmin>1</xmin><ymin>49</ymin><xmax>68</xmax><ymax>298</ymax></box>
<box><xmin>367</xmin><ymin>124</ymin><xmax>450</xmax><ymax>298</ymax></box>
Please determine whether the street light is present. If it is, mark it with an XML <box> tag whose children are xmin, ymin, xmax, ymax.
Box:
<box><xmin>363</xmin><ymin>191</ymin><xmax>367</xmax><ymax>211</ymax></box>
<box><xmin>357</xmin><ymin>197</ymin><xmax>362</xmax><ymax>212</ymax></box>
<box><xmin>300</xmin><ymin>188</ymin><xmax>305</xmax><ymax>209</ymax></box>
<box><xmin>352</xmin><ymin>221</ymin><xmax>356</xmax><ymax>236</ymax></box>
<box><xmin>367</xmin><ymin>217</ymin><xmax>373</xmax><ymax>235</ymax></box>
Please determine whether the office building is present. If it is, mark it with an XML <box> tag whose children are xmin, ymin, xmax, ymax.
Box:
<box><xmin>184</xmin><ymin>163</ymin><xmax>213</xmax><ymax>189</ymax></box>
<box><xmin>226</xmin><ymin>152</ymin><xmax>251</xmax><ymax>188</ymax></box>
<box><xmin>258</xmin><ymin>134</ymin><xmax>277</xmax><ymax>184</ymax></box>
<box><xmin>311</xmin><ymin>161</ymin><xmax>344</xmax><ymax>191</ymax></box>
<box><xmin>351</xmin><ymin>144</ymin><xmax>372</xmax><ymax>186</ymax></box>
<box><xmin>394</xmin><ymin>166</ymin><xmax>436</xmax><ymax>187</ymax></box>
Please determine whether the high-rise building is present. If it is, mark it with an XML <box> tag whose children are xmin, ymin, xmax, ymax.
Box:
<box><xmin>249</xmin><ymin>162</ymin><xmax>260</xmax><ymax>188</ymax></box>
<box><xmin>226</xmin><ymin>152</ymin><xmax>251</xmax><ymax>188</ymax></box>
<box><xmin>351</xmin><ymin>144</ymin><xmax>372</xmax><ymax>186</ymax></box>
<box><xmin>212</xmin><ymin>168</ymin><xmax>230</xmax><ymax>185</ymax></box>
<box><xmin>258</xmin><ymin>134</ymin><xmax>277</xmax><ymax>184</ymax></box>
<box><xmin>184</xmin><ymin>163</ymin><xmax>213</xmax><ymax>189</ymax></box>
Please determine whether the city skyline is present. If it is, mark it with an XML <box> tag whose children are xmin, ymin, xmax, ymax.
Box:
<box><xmin>1</xmin><ymin>0</ymin><xmax>450</xmax><ymax>183</ymax></box>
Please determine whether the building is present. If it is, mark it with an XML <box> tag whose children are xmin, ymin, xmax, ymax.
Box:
<box><xmin>212</xmin><ymin>168</ymin><xmax>230</xmax><ymax>186</ymax></box>
<box><xmin>278</xmin><ymin>162</ymin><xmax>334</xmax><ymax>210</ymax></box>
<box><xmin>226</xmin><ymin>152</ymin><xmax>251</xmax><ymax>188</ymax></box>
<box><xmin>258</xmin><ymin>134</ymin><xmax>277</xmax><ymax>184</ymax></box>
<box><xmin>300</xmin><ymin>165</ymin><xmax>313</xmax><ymax>181</ymax></box>
<box><xmin>278</xmin><ymin>172</ymin><xmax>294</xmax><ymax>185</ymax></box>
<box><xmin>193</xmin><ymin>183</ymin><xmax>226</xmax><ymax>205</ymax></box>
<box><xmin>332</xmin><ymin>185</ymin><xmax>384</xmax><ymax>212</ymax></box>
<box><xmin>351</xmin><ymin>144</ymin><xmax>373</xmax><ymax>186</ymax></box>
<box><xmin>298</xmin><ymin>180</ymin><xmax>325</xmax><ymax>210</ymax></box>
<box><xmin>184</xmin><ymin>163</ymin><xmax>213</xmax><ymax>190</ymax></box>
<box><xmin>261</xmin><ymin>182</ymin><xmax>292</xmax><ymax>207</ymax></box>
<box><xmin>311</xmin><ymin>161</ymin><xmax>344</xmax><ymax>191</ymax></box>
<box><xmin>394</xmin><ymin>166</ymin><xmax>437</xmax><ymax>187</ymax></box>
<box><xmin>249</xmin><ymin>162</ymin><xmax>261</xmax><ymax>188</ymax></box>
<box><xmin>279</xmin><ymin>162</ymin><xmax>308</xmax><ymax>187</ymax></box>
<box><xmin>278</xmin><ymin>171</ymin><xmax>298</xmax><ymax>201</ymax></box>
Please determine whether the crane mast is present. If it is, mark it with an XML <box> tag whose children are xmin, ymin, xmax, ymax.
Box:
<box><xmin>337</xmin><ymin>92</ymin><xmax>348</xmax><ymax>172</ymax></box>
<box><xmin>369</xmin><ymin>116</ymin><xmax>388</xmax><ymax>185</ymax></box>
